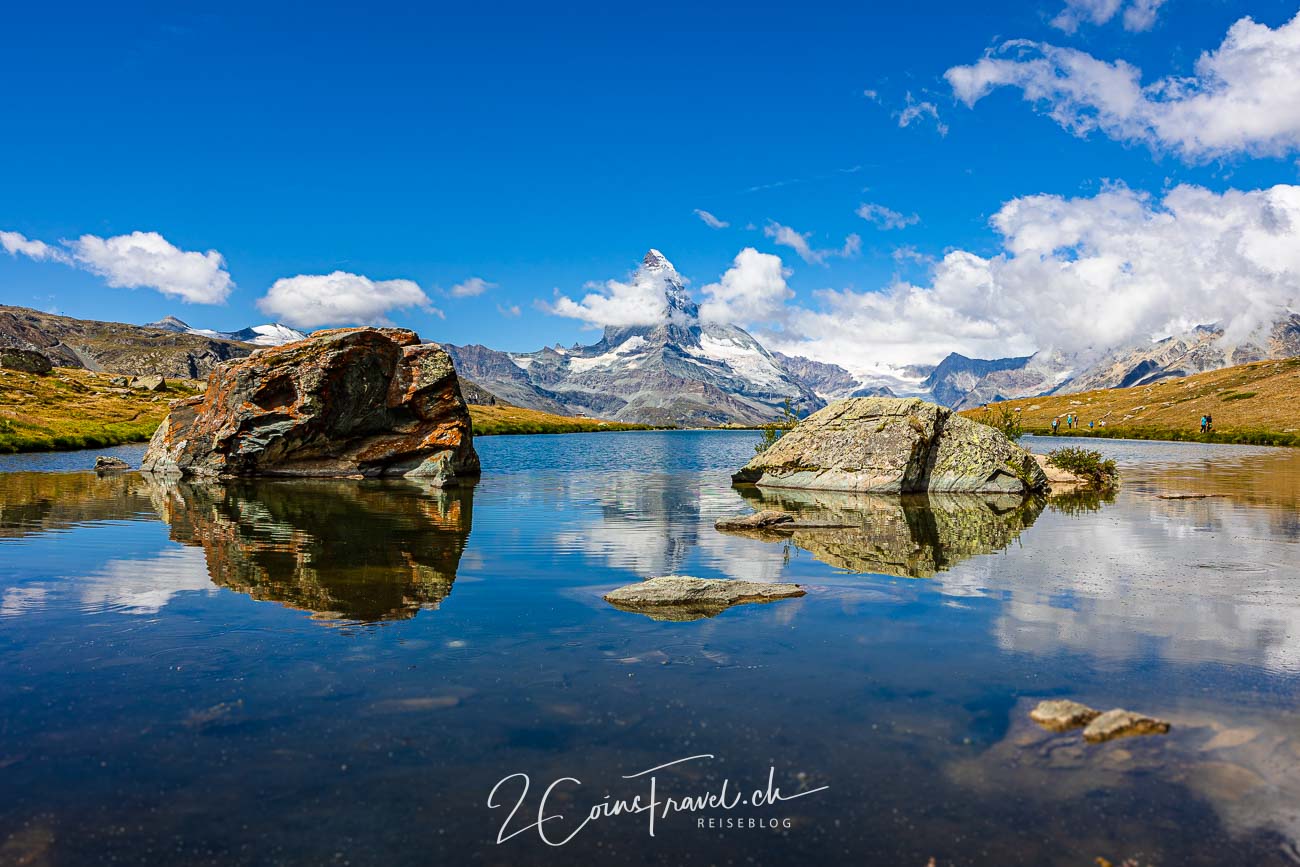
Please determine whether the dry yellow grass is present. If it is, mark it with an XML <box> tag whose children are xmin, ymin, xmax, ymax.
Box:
<box><xmin>0</xmin><ymin>367</ymin><xmax>201</xmax><ymax>452</ymax></box>
<box><xmin>0</xmin><ymin>366</ymin><xmax>651</xmax><ymax>453</ymax></box>
<box><xmin>959</xmin><ymin>356</ymin><xmax>1300</xmax><ymax>446</ymax></box>
<box><xmin>467</xmin><ymin>403</ymin><xmax>653</xmax><ymax>435</ymax></box>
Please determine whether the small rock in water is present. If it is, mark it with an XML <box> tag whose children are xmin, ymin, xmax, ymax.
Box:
<box><xmin>1083</xmin><ymin>709</ymin><xmax>1171</xmax><ymax>743</ymax></box>
<box><xmin>94</xmin><ymin>456</ymin><xmax>131</xmax><ymax>472</ymax></box>
<box><xmin>714</xmin><ymin>510</ymin><xmax>794</xmax><ymax>531</ymax></box>
<box><xmin>1029</xmin><ymin>699</ymin><xmax>1101</xmax><ymax>732</ymax></box>
<box><xmin>603</xmin><ymin>576</ymin><xmax>805</xmax><ymax>622</ymax></box>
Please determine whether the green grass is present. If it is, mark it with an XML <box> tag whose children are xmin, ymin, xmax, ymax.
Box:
<box><xmin>1046</xmin><ymin>446</ymin><xmax>1118</xmax><ymax>488</ymax></box>
<box><xmin>1221</xmin><ymin>391</ymin><xmax>1257</xmax><ymax>401</ymax></box>
<box><xmin>1026</xmin><ymin>425</ymin><xmax>1300</xmax><ymax>448</ymax></box>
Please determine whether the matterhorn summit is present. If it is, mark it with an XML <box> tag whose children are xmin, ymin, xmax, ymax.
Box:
<box><xmin>445</xmin><ymin>249</ymin><xmax>822</xmax><ymax>426</ymax></box>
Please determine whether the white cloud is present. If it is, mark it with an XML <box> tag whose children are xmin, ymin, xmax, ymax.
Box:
<box><xmin>693</xmin><ymin>209</ymin><xmax>730</xmax><ymax>229</ymax></box>
<box><xmin>857</xmin><ymin>202</ymin><xmax>920</xmax><ymax>230</ymax></box>
<box><xmin>257</xmin><ymin>271</ymin><xmax>435</xmax><ymax>329</ymax></box>
<box><xmin>544</xmin><ymin>259</ymin><xmax>678</xmax><ymax>329</ymax></box>
<box><xmin>897</xmin><ymin>92</ymin><xmax>949</xmax><ymax>136</ymax></box>
<box><xmin>1050</xmin><ymin>0</ymin><xmax>1164</xmax><ymax>33</ymax></box>
<box><xmin>699</xmin><ymin>247</ymin><xmax>792</xmax><ymax>325</ymax></box>
<box><xmin>67</xmin><ymin>231</ymin><xmax>233</xmax><ymax>304</ymax></box>
<box><xmin>1</xmin><ymin>229</ymin><xmax>232</xmax><ymax>303</ymax></box>
<box><xmin>763</xmin><ymin>221</ymin><xmax>860</xmax><ymax>265</ymax></box>
<box><xmin>497</xmin><ymin>303</ymin><xmax>521</xmax><ymax>318</ymax></box>
<box><xmin>946</xmin><ymin>11</ymin><xmax>1300</xmax><ymax>161</ymax></box>
<box><xmin>448</xmin><ymin>277</ymin><xmax>496</xmax><ymax>297</ymax></box>
<box><xmin>1</xmin><ymin>230</ymin><xmax>70</xmax><ymax>263</ymax></box>
<box><xmin>768</xmin><ymin>183</ymin><xmax>1300</xmax><ymax>370</ymax></box>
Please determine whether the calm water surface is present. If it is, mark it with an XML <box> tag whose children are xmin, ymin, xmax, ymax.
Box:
<box><xmin>1</xmin><ymin>432</ymin><xmax>1298</xmax><ymax>866</ymax></box>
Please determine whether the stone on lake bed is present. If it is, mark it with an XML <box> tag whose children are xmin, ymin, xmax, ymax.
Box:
<box><xmin>94</xmin><ymin>456</ymin><xmax>131</xmax><ymax>472</ymax></box>
<box><xmin>1029</xmin><ymin>699</ymin><xmax>1101</xmax><ymax>732</ymax></box>
<box><xmin>603</xmin><ymin>576</ymin><xmax>806</xmax><ymax>622</ymax></box>
<box><xmin>1083</xmin><ymin>709</ymin><xmax>1172</xmax><ymax>743</ymax></box>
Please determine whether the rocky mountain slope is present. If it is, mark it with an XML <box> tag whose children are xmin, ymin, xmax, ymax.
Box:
<box><xmin>0</xmin><ymin>305</ymin><xmax>253</xmax><ymax>379</ymax></box>
<box><xmin>446</xmin><ymin>251</ymin><xmax>823</xmax><ymax>427</ymax></box>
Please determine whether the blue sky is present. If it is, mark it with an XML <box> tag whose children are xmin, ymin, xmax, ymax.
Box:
<box><xmin>3</xmin><ymin>0</ymin><xmax>1300</xmax><ymax>369</ymax></box>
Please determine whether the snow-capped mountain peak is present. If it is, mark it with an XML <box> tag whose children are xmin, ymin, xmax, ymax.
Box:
<box><xmin>144</xmin><ymin>316</ymin><xmax>306</xmax><ymax>347</ymax></box>
<box><xmin>642</xmin><ymin>248</ymin><xmax>675</xmax><ymax>273</ymax></box>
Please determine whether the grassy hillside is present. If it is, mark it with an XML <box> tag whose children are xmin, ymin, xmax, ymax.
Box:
<box><xmin>0</xmin><ymin>367</ymin><xmax>654</xmax><ymax>453</ymax></box>
<box><xmin>467</xmin><ymin>403</ymin><xmax>656</xmax><ymax>435</ymax></box>
<box><xmin>0</xmin><ymin>367</ymin><xmax>201</xmax><ymax>452</ymax></box>
<box><xmin>959</xmin><ymin>356</ymin><xmax>1300</xmax><ymax>447</ymax></box>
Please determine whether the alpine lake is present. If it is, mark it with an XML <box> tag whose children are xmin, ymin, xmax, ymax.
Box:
<box><xmin>1</xmin><ymin>432</ymin><xmax>1298</xmax><ymax>866</ymax></box>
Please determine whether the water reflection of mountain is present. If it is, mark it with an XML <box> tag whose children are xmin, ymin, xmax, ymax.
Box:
<box><xmin>148</xmin><ymin>478</ymin><xmax>474</xmax><ymax>621</ymax></box>
<box><xmin>730</xmin><ymin>487</ymin><xmax>1048</xmax><ymax>578</ymax></box>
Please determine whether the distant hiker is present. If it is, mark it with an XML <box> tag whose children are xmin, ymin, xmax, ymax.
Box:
<box><xmin>1051</xmin><ymin>418</ymin><xmax>1060</xmax><ymax>435</ymax></box>
<box><xmin>1200</xmin><ymin>414</ymin><xmax>1208</xmax><ymax>433</ymax></box>
<box><xmin>1206</xmin><ymin>414</ymin><xmax>1213</xmax><ymax>433</ymax></box>
<box><xmin>1088</xmin><ymin>420</ymin><xmax>1094</xmax><ymax>430</ymax></box>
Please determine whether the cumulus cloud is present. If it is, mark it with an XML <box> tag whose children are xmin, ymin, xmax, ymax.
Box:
<box><xmin>544</xmin><ymin>259</ymin><xmax>679</xmax><ymax>329</ymax></box>
<box><xmin>946</xmin><ymin>11</ymin><xmax>1300</xmax><ymax>161</ymax></box>
<box><xmin>1050</xmin><ymin>0</ymin><xmax>1164</xmax><ymax>33</ymax></box>
<box><xmin>693</xmin><ymin>209</ymin><xmax>730</xmax><ymax>229</ymax></box>
<box><xmin>763</xmin><ymin>221</ymin><xmax>861</xmax><ymax>265</ymax></box>
<box><xmin>1</xmin><ymin>229</ymin><xmax>232</xmax><ymax>303</ymax></box>
<box><xmin>768</xmin><ymin>183</ymin><xmax>1300</xmax><ymax>370</ymax></box>
<box><xmin>497</xmin><ymin>303</ymin><xmax>521</xmax><ymax>318</ymax></box>
<box><xmin>0</xmin><ymin>230</ymin><xmax>70</xmax><ymax>263</ymax></box>
<box><xmin>857</xmin><ymin>202</ymin><xmax>920</xmax><ymax>230</ymax></box>
<box><xmin>448</xmin><ymin>277</ymin><xmax>496</xmax><ymax>297</ymax></box>
<box><xmin>897</xmin><ymin>92</ymin><xmax>949</xmax><ymax>136</ymax></box>
<box><xmin>257</xmin><ymin>271</ymin><xmax>435</xmax><ymax>329</ymax></box>
<box><xmin>699</xmin><ymin>248</ymin><xmax>792</xmax><ymax>325</ymax></box>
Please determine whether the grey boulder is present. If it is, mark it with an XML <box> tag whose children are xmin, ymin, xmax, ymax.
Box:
<box><xmin>732</xmin><ymin>397</ymin><xmax>1047</xmax><ymax>495</ymax></box>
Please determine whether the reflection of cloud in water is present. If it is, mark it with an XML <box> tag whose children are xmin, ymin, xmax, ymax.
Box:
<box><xmin>2</xmin><ymin>546</ymin><xmax>215</xmax><ymax>617</ymax></box>
<box><xmin>936</xmin><ymin>495</ymin><xmax>1300</xmax><ymax>674</ymax></box>
<box><xmin>552</xmin><ymin>473</ymin><xmax>789</xmax><ymax>583</ymax></box>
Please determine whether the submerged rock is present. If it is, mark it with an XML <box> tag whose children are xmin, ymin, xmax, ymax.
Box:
<box><xmin>1029</xmin><ymin>699</ymin><xmax>1101</xmax><ymax>732</ymax></box>
<box><xmin>732</xmin><ymin>397</ymin><xmax>1047</xmax><ymax>494</ymax></box>
<box><xmin>603</xmin><ymin>576</ymin><xmax>805</xmax><ymax>622</ymax></box>
<box><xmin>1084</xmin><ymin>709</ymin><xmax>1172</xmax><ymax>743</ymax></box>
<box><xmin>141</xmin><ymin>327</ymin><xmax>479</xmax><ymax>483</ymax></box>
<box><xmin>93</xmin><ymin>456</ymin><xmax>131</xmax><ymax>473</ymax></box>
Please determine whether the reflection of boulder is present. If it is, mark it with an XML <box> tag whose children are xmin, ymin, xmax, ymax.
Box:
<box><xmin>147</xmin><ymin>477</ymin><xmax>473</xmax><ymax>621</ymax></box>
<box><xmin>730</xmin><ymin>487</ymin><xmax>1044</xmax><ymax>578</ymax></box>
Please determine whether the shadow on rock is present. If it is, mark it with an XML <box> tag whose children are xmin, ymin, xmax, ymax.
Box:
<box><xmin>726</xmin><ymin>486</ymin><xmax>1046</xmax><ymax>579</ymax></box>
<box><xmin>145</xmin><ymin>476</ymin><xmax>474</xmax><ymax>621</ymax></box>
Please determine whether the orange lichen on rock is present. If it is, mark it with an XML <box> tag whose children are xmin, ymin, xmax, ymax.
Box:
<box><xmin>141</xmin><ymin>328</ymin><xmax>479</xmax><ymax>484</ymax></box>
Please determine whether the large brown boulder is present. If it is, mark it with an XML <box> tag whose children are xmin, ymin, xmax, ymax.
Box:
<box><xmin>141</xmin><ymin>327</ymin><xmax>479</xmax><ymax>483</ymax></box>
<box><xmin>732</xmin><ymin>397</ymin><xmax>1047</xmax><ymax>494</ymax></box>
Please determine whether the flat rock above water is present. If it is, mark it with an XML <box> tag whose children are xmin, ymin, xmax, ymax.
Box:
<box><xmin>603</xmin><ymin>576</ymin><xmax>806</xmax><ymax>622</ymax></box>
